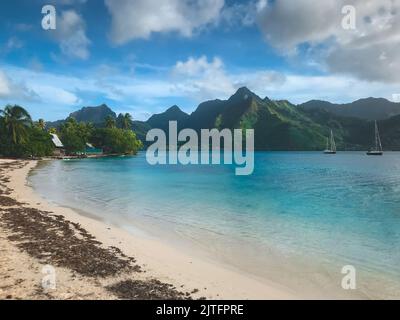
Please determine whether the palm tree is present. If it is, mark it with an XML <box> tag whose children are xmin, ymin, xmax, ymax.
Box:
<box><xmin>121</xmin><ymin>113</ymin><xmax>133</xmax><ymax>130</ymax></box>
<box><xmin>37</xmin><ymin>118</ymin><xmax>46</xmax><ymax>130</ymax></box>
<box><xmin>0</xmin><ymin>105</ymin><xmax>32</xmax><ymax>144</ymax></box>
<box><xmin>104</xmin><ymin>115</ymin><xmax>116</xmax><ymax>129</ymax></box>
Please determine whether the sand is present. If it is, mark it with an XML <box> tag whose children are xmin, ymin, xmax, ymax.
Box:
<box><xmin>0</xmin><ymin>159</ymin><xmax>296</xmax><ymax>300</ymax></box>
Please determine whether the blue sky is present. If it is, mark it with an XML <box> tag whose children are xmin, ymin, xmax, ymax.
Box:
<box><xmin>1</xmin><ymin>0</ymin><xmax>399</xmax><ymax>121</ymax></box>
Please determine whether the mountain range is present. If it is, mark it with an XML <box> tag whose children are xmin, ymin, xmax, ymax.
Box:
<box><xmin>46</xmin><ymin>88</ymin><xmax>400</xmax><ymax>151</ymax></box>
<box><xmin>299</xmin><ymin>98</ymin><xmax>400</xmax><ymax>120</ymax></box>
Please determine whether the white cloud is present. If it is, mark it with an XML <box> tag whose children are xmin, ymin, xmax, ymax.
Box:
<box><xmin>0</xmin><ymin>70</ymin><xmax>38</xmax><ymax>101</ymax></box>
<box><xmin>55</xmin><ymin>10</ymin><xmax>90</xmax><ymax>60</ymax></box>
<box><xmin>171</xmin><ymin>56</ymin><xmax>235</xmax><ymax>101</ymax></box>
<box><xmin>2</xmin><ymin>54</ymin><xmax>400</xmax><ymax>121</ymax></box>
<box><xmin>0</xmin><ymin>71</ymin><xmax>11</xmax><ymax>97</ymax></box>
<box><xmin>105</xmin><ymin>0</ymin><xmax>225</xmax><ymax>44</ymax></box>
<box><xmin>0</xmin><ymin>67</ymin><xmax>82</xmax><ymax>121</ymax></box>
<box><xmin>31</xmin><ymin>85</ymin><xmax>81</xmax><ymax>106</ymax></box>
<box><xmin>247</xmin><ymin>73</ymin><xmax>400</xmax><ymax>104</ymax></box>
<box><xmin>170</xmin><ymin>55</ymin><xmax>400</xmax><ymax>105</ymax></box>
<box><xmin>173</xmin><ymin>56</ymin><xmax>223</xmax><ymax>77</ymax></box>
<box><xmin>256</xmin><ymin>0</ymin><xmax>400</xmax><ymax>83</ymax></box>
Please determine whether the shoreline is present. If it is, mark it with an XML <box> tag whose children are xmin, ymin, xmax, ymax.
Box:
<box><xmin>0</xmin><ymin>159</ymin><xmax>296</xmax><ymax>300</ymax></box>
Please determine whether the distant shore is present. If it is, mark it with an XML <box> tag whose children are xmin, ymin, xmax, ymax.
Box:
<box><xmin>0</xmin><ymin>159</ymin><xmax>295</xmax><ymax>300</ymax></box>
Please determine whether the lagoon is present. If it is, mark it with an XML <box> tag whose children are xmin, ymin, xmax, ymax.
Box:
<box><xmin>30</xmin><ymin>152</ymin><xmax>400</xmax><ymax>298</ymax></box>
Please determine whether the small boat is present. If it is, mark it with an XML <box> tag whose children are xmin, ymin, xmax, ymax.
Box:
<box><xmin>324</xmin><ymin>129</ymin><xmax>336</xmax><ymax>154</ymax></box>
<box><xmin>367</xmin><ymin>121</ymin><xmax>383</xmax><ymax>156</ymax></box>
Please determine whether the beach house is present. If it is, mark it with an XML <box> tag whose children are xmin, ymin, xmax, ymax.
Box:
<box><xmin>50</xmin><ymin>133</ymin><xmax>65</xmax><ymax>156</ymax></box>
<box><xmin>85</xmin><ymin>143</ymin><xmax>103</xmax><ymax>156</ymax></box>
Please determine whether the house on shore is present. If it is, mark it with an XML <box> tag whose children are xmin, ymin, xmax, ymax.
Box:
<box><xmin>85</xmin><ymin>143</ymin><xmax>103</xmax><ymax>156</ymax></box>
<box><xmin>50</xmin><ymin>133</ymin><xmax>65</xmax><ymax>156</ymax></box>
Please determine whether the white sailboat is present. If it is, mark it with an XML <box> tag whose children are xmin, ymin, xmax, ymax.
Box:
<box><xmin>324</xmin><ymin>129</ymin><xmax>336</xmax><ymax>154</ymax></box>
<box><xmin>367</xmin><ymin>121</ymin><xmax>383</xmax><ymax>156</ymax></box>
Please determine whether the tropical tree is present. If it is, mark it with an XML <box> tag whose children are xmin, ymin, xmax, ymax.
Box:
<box><xmin>59</xmin><ymin>118</ymin><xmax>86</xmax><ymax>154</ymax></box>
<box><xmin>0</xmin><ymin>105</ymin><xmax>32</xmax><ymax>144</ymax></box>
<box><xmin>121</xmin><ymin>113</ymin><xmax>133</xmax><ymax>130</ymax></box>
<box><xmin>104</xmin><ymin>115</ymin><xmax>116</xmax><ymax>129</ymax></box>
<box><xmin>37</xmin><ymin>118</ymin><xmax>46</xmax><ymax>130</ymax></box>
<box><xmin>26</xmin><ymin>126</ymin><xmax>55</xmax><ymax>157</ymax></box>
<box><xmin>91</xmin><ymin>127</ymin><xmax>142</xmax><ymax>155</ymax></box>
<box><xmin>0</xmin><ymin>106</ymin><xmax>54</xmax><ymax>157</ymax></box>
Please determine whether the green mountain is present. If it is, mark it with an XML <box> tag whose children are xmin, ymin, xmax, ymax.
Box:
<box><xmin>132</xmin><ymin>120</ymin><xmax>152</xmax><ymax>143</ymax></box>
<box><xmin>141</xmin><ymin>87</ymin><xmax>400</xmax><ymax>151</ymax></box>
<box><xmin>299</xmin><ymin>98</ymin><xmax>400</xmax><ymax>121</ymax></box>
<box><xmin>185</xmin><ymin>99</ymin><xmax>227</xmax><ymax>131</ymax></box>
<box><xmin>47</xmin><ymin>104</ymin><xmax>117</xmax><ymax>128</ymax></box>
<box><xmin>43</xmin><ymin>88</ymin><xmax>400</xmax><ymax>151</ymax></box>
<box><xmin>149</xmin><ymin>87</ymin><xmax>329</xmax><ymax>150</ymax></box>
<box><xmin>214</xmin><ymin>87</ymin><xmax>327</xmax><ymax>150</ymax></box>
<box><xmin>146</xmin><ymin>105</ymin><xmax>189</xmax><ymax>132</ymax></box>
<box><xmin>69</xmin><ymin>104</ymin><xmax>117</xmax><ymax>123</ymax></box>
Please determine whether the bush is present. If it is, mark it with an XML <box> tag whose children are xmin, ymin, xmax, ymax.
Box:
<box><xmin>26</xmin><ymin>127</ymin><xmax>55</xmax><ymax>157</ymax></box>
<box><xmin>0</xmin><ymin>126</ymin><xmax>54</xmax><ymax>158</ymax></box>
<box><xmin>91</xmin><ymin>128</ymin><xmax>142</xmax><ymax>154</ymax></box>
<box><xmin>59</xmin><ymin>118</ymin><xmax>93</xmax><ymax>154</ymax></box>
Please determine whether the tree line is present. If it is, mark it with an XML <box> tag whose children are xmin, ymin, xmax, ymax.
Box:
<box><xmin>0</xmin><ymin>105</ymin><xmax>142</xmax><ymax>158</ymax></box>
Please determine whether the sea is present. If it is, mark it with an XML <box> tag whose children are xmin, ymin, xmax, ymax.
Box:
<box><xmin>29</xmin><ymin>152</ymin><xmax>400</xmax><ymax>298</ymax></box>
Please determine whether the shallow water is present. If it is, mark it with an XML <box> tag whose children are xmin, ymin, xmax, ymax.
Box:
<box><xmin>30</xmin><ymin>152</ymin><xmax>400</xmax><ymax>298</ymax></box>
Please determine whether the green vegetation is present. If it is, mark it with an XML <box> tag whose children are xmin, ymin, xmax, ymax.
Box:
<box><xmin>59</xmin><ymin>118</ymin><xmax>90</xmax><ymax>154</ymax></box>
<box><xmin>134</xmin><ymin>87</ymin><xmax>400</xmax><ymax>151</ymax></box>
<box><xmin>91</xmin><ymin>127</ymin><xmax>142</xmax><ymax>154</ymax></box>
<box><xmin>5</xmin><ymin>87</ymin><xmax>400</xmax><ymax>156</ymax></box>
<box><xmin>104</xmin><ymin>115</ymin><xmax>116</xmax><ymax>129</ymax></box>
<box><xmin>0</xmin><ymin>105</ymin><xmax>54</xmax><ymax>158</ymax></box>
<box><xmin>0</xmin><ymin>105</ymin><xmax>142</xmax><ymax>158</ymax></box>
<box><xmin>60</xmin><ymin>115</ymin><xmax>142</xmax><ymax>155</ymax></box>
<box><xmin>117</xmin><ymin>113</ymin><xmax>134</xmax><ymax>130</ymax></box>
<box><xmin>37</xmin><ymin>118</ymin><xmax>46</xmax><ymax>130</ymax></box>
<box><xmin>25</xmin><ymin>126</ymin><xmax>55</xmax><ymax>157</ymax></box>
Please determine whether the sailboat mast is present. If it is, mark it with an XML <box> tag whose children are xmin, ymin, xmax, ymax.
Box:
<box><xmin>330</xmin><ymin>130</ymin><xmax>336</xmax><ymax>152</ymax></box>
<box><xmin>375</xmin><ymin>121</ymin><xmax>382</xmax><ymax>152</ymax></box>
<box><xmin>367</xmin><ymin>121</ymin><xmax>383</xmax><ymax>155</ymax></box>
<box><xmin>324</xmin><ymin>129</ymin><xmax>336</xmax><ymax>154</ymax></box>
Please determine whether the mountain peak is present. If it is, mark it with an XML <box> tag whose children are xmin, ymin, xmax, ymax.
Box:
<box><xmin>69</xmin><ymin>104</ymin><xmax>116</xmax><ymax>123</ymax></box>
<box><xmin>230</xmin><ymin>87</ymin><xmax>261</xmax><ymax>102</ymax></box>
<box><xmin>235</xmin><ymin>86</ymin><xmax>253</xmax><ymax>96</ymax></box>
<box><xmin>166</xmin><ymin>105</ymin><xmax>183</xmax><ymax>113</ymax></box>
<box><xmin>146</xmin><ymin>105</ymin><xmax>189</xmax><ymax>130</ymax></box>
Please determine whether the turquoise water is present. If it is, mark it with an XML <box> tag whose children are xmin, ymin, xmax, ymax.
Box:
<box><xmin>30</xmin><ymin>152</ymin><xmax>400</xmax><ymax>298</ymax></box>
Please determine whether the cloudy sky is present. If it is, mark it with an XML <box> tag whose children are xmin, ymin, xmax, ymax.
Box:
<box><xmin>0</xmin><ymin>0</ymin><xmax>399</xmax><ymax>120</ymax></box>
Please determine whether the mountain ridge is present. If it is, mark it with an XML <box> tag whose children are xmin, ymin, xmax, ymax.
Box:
<box><xmin>43</xmin><ymin>88</ymin><xmax>400</xmax><ymax>150</ymax></box>
<box><xmin>299</xmin><ymin>97</ymin><xmax>400</xmax><ymax>120</ymax></box>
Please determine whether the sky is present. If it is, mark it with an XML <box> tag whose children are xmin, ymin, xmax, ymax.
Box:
<box><xmin>0</xmin><ymin>0</ymin><xmax>400</xmax><ymax>121</ymax></box>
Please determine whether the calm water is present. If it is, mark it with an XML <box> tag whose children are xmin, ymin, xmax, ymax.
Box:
<box><xmin>30</xmin><ymin>152</ymin><xmax>400</xmax><ymax>298</ymax></box>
